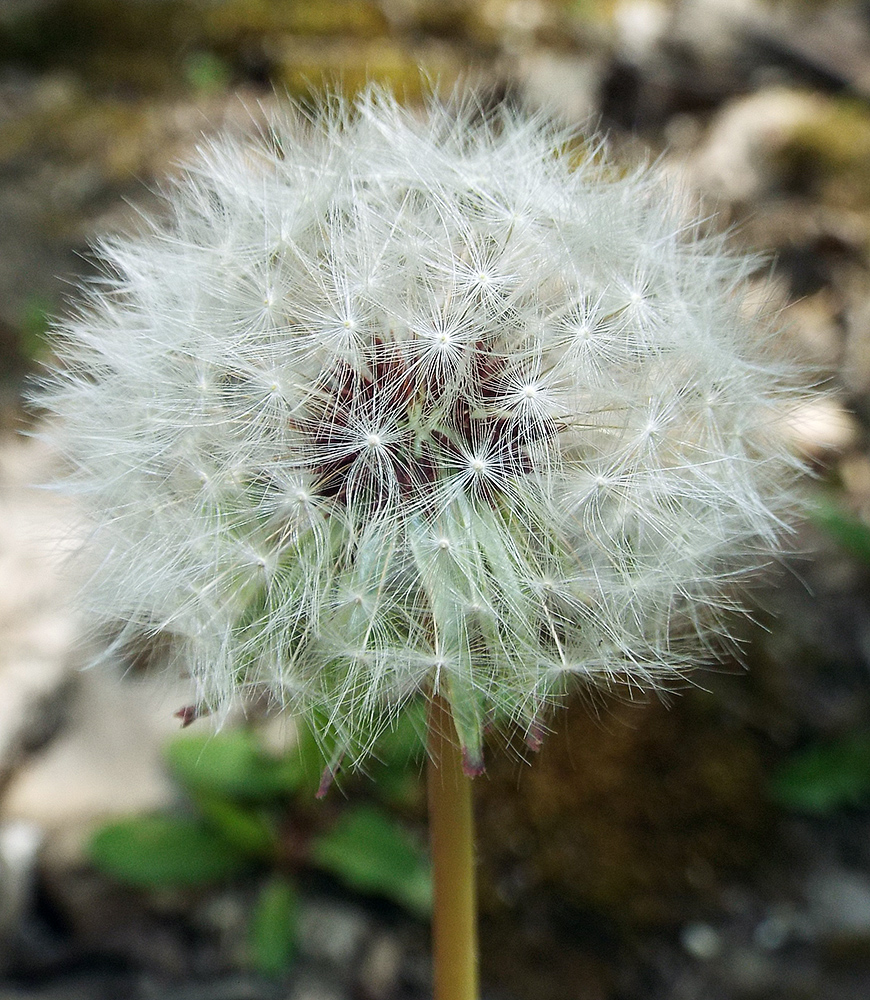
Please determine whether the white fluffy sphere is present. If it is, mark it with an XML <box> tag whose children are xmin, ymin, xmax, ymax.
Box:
<box><xmin>40</xmin><ymin>88</ymin><xmax>806</xmax><ymax>770</ymax></box>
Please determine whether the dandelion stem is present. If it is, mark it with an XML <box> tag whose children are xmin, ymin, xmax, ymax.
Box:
<box><xmin>427</xmin><ymin>692</ymin><xmax>479</xmax><ymax>1000</ymax></box>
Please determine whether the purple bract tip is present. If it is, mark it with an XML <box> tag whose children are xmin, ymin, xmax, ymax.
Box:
<box><xmin>174</xmin><ymin>704</ymin><xmax>206</xmax><ymax>728</ymax></box>
<box><xmin>461</xmin><ymin>746</ymin><xmax>486</xmax><ymax>778</ymax></box>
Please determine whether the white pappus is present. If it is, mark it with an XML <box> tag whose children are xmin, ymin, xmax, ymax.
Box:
<box><xmin>38</xmin><ymin>85</ymin><xmax>808</xmax><ymax>774</ymax></box>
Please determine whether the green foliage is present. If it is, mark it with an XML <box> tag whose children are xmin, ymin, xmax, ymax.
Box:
<box><xmin>370</xmin><ymin>699</ymin><xmax>427</xmax><ymax>767</ymax></box>
<box><xmin>183</xmin><ymin>51</ymin><xmax>231</xmax><ymax>94</ymax></box>
<box><xmin>774</xmin><ymin>501</ymin><xmax>870</xmax><ymax>816</ymax></box>
<box><xmin>812</xmin><ymin>498</ymin><xmax>870</xmax><ymax>565</ymax></box>
<box><xmin>778</xmin><ymin>98</ymin><xmax>870</xmax><ymax>210</ymax></box>
<box><xmin>313</xmin><ymin>805</ymin><xmax>432</xmax><ymax>917</ymax></box>
<box><xmin>366</xmin><ymin>701</ymin><xmax>427</xmax><ymax>805</ymax></box>
<box><xmin>770</xmin><ymin>730</ymin><xmax>870</xmax><ymax>814</ymax></box>
<box><xmin>88</xmin><ymin>714</ymin><xmax>431</xmax><ymax>977</ymax></box>
<box><xmin>249</xmin><ymin>877</ymin><xmax>299</xmax><ymax>976</ymax></box>
<box><xmin>193</xmin><ymin>794</ymin><xmax>278</xmax><ymax>859</ymax></box>
<box><xmin>163</xmin><ymin>728</ymin><xmax>320</xmax><ymax>801</ymax></box>
<box><xmin>18</xmin><ymin>294</ymin><xmax>54</xmax><ymax>362</ymax></box>
<box><xmin>88</xmin><ymin>814</ymin><xmax>251</xmax><ymax>887</ymax></box>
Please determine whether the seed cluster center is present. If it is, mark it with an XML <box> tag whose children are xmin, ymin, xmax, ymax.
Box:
<box><xmin>296</xmin><ymin>341</ymin><xmax>556</xmax><ymax>513</ymax></box>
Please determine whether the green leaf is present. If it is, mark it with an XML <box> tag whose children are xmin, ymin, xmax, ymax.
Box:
<box><xmin>770</xmin><ymin>730</ymin><xmax>870</xmax><ymax>814</ymax></box>
<box><xmin>165</xmin><ymin>730</ymin><xmax>319</xmax><ymax>801</ymax></box>
<box><xmin>183</xmin><ymin>51</ymin><xmax>231</xmax><ymax>95</ymax></box>
<box><xmin>812</xmin><ymin>500</ymin><xmax>870</xmax><ymax>565</ymax></box>
<box><xmin>312</xmin><ymin>805</ymin><xmax>432</xmax><ymax>917</ymax></box>
<box><xmin>194</xmin><ymin>794</ymin><xmax>278</xmax><ymax>859</ymax></box>
<box><xmin>88</xmin><ymin>815</ymin><xmax>249</xmax><ymax>888</ymax></box>
<box><xmin>372</xmin><ymin>700</ymin><xmax>427</xmax><ymax>768</ymax></box>
<box><xmin>367</xmin><ymin>702</ymin><xmax>427</xmax><ymax>806</ymax></box>
<box><xmin>368</xmin><ymin>766</ymin><xmax>425</xmax><ymax>810</ymax></box>
<box><xmin>18</xmin><ymin>293</ymin><xmax>53</xmax><ymax>360</ymax></box>
<box><xmin>248</xmin><ymin>876</ymin><xmax>299</xmax><ymax>977</ymax></box>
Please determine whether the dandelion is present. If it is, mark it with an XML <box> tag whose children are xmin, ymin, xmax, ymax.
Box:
<box><xmin>38</xmin><ymin>86</ymin><xmax>807</xmax><ymax>999</ymax></box>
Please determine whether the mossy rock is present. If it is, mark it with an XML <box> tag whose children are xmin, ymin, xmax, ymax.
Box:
<box><xmin>0</xmin><ymin>0</ymin><xmax>389</xmax><ymax>95</ymax></box>
<box><xmin>272</xmin><ymin>38</ymin><xmax>466</xmax><ymax>101</ymax></box>
<box><xmin>476</xmin><ymin>690</ymin><xmax>770</xmax><ymax>927</ymax></box>
<box><xmin>464</xmin><ymin>0</ymin><xmax>599</xmax><ymax>47</ymax></box>
<box><xmin>202</xmin><ymin>0</ymin><xmax>387</xmax><ymax>41</ymax></box>
<box><xmin>777</xmin><ymin>98</ymin><xmax>870</xmax><ymax>210</ymax></box>
<box><xmin>0</xmin><ymin>96</ymin><xmax>162</xmax><ymax>179</ymax></box>
<box><xmin>0</xmin><ymin>0</ymin><xmax>196</xmax><ymax>73</ymax></box>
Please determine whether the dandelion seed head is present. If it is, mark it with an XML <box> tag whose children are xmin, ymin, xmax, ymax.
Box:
<box><xmin>38</xmin><ymin>85</ymin><xmax>809</xmax><ymax>769</ymax></box>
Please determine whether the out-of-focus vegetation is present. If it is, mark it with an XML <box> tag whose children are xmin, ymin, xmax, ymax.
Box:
<box><xmin>777</xmin><ymin>99</ymin><xmax>870</xmax><ymax>210</ymax></box>
<box><xmin>771</xmin><ymin>729</ymin><xmax>870</xmax><ymax>814</ymax></box>
<box><xmin>16</xmin><ymin>293</ymin><xmax>53</xmax><ymax>363</ymax></box>
<box><xmin>88</xmin><ymin>712</ymin><xmax>431</xmax><ymax>977</ymax></box>
<box><xmin>0</xmin><ymin>0</ymin><xmax>385</xmax><ymax>93</ymax></box>
<box><xmin>812</xmin><ymin>497</ymin><xmax>870</xmax><ymax>567</ymax></box>
<box><xmin>0</xmin><ymin>0</ymin><xmax>545</xmax><ymax>99</ymax></box>
<box><xmin>767</xmin><ymin>501</ymin><xmax>870</xmax><ymax>816</ymax></box>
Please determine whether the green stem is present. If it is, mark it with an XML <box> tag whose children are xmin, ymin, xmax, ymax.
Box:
<box><xmin>427</xmin><ymin>693</ymin><xmax>479</xmax><ymax>1000</ymax></box>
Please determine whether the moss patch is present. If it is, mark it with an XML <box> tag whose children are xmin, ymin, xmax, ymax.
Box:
<box><xmin>777</xmin><ymin>99</ymin><xmax>870</xmax><ymax>209</ymax></box>
<box><xmin>271</xmin><ymin>37</ymin><xmax>466</xmax><ymax>100</ymax></box>
<box><xmin>476</xmin><ymin>691</ymin><xmax>770</xmax><ymax>927</ymax></box>
<box><xmin>0</xmin><ymin>0</ymin><xmax>389</xmax><ymax>95</ymax></box>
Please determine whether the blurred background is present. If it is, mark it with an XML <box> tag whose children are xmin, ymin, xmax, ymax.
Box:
<box><xmin>2</xmin><ymin>0</ymin><xmax>870</xmax><ymax>998</ymax></box>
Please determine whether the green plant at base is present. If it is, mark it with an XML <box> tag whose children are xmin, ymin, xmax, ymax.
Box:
<box><xmin>770</xmin><ymin>730</ymin><xmax>870</xmax><ymax>816</ymax></box>
<box><xmin>87</xmin><ymin>715</ymin><xmax>430</xmax><ymax>977</ymax></box>
<box><xmin>765</xmin><ymin>499</ymin><xmax>870</xmax><ymax>818</ymax></box>
<box><xmin>812</xmin><ymin>496</ymin><xmax>870</xmax><ymax>565</ymax></box>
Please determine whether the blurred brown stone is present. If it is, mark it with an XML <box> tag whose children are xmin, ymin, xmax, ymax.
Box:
<box><xmin>477</xmin><ymin>691</ymin><xmax>770</xmax><ymax>927</ymax></box>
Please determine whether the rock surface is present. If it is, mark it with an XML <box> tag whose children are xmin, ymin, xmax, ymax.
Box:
<box><xmin>0</xmin><ymin>434</ymin><xmax>78</xmax><ymax>799</ymax></box>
